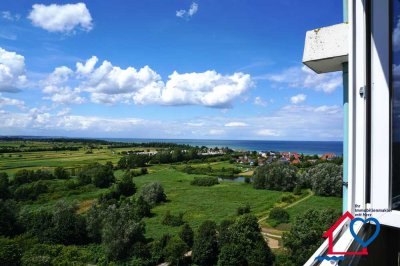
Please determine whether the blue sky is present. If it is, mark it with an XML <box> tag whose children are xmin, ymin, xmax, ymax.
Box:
<box><xmin>0</xmin><ymin>0</ymin><xmax>344</xmax><ymax>140</ymax></box>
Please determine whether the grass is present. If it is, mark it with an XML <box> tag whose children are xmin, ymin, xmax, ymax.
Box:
<box><xmin>286</xmin><ymin>195</ymin><xmax>342</xmax><ymax>222</ymax></box>
<box><xmin>132</xmin><ymin>167</ymin><xmax>287</xmax><ymax>239</ymax></box>
<box><xmin>0</xmin><ymin>140</ymin><xmax>343</xmax><ymax>243</ymax></box>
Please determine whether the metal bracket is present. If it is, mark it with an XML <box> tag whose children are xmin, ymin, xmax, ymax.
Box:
<box><xmin>359</xmin><ymin>86</ymin><xmax>367</xmax><ymax>99</ymax></box>
<box><xmin>342</xmin><ymin>181</ymin><xmax>348</xmax><ymax>187</ymax></box>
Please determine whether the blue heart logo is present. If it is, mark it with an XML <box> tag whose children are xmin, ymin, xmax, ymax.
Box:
<box><xmin>349</xmin><ymin>217</ymin><xmax>380</xmax><ymax>248</ymax></box>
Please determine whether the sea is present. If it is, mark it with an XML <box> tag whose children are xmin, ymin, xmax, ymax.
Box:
<box><xmin>102</xmin><ymin>138</ymin><xmax>343</xmax><ymax>156</ymax></box>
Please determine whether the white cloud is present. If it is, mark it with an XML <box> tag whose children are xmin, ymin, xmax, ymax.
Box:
<box><xmin>256</xmin><ymin>129</ymin><xmax>280</xmax><ymax>137</ymax></box>
<box><xmin>0</xmin><ymin>94</ymin><xmax>25</xmax><ymax>109</ymax></box>
<box><xmin>42</xmin><ymin>66</ymin><xmax>85</xmax><ymax>104</ymax></box>
<box><xmin>176</xmin><ymin>2</ymin><xmax>198</xmax><ymax>19</ymax></box>
<box><xmin>28</xmin><ymin>3</ymin><xmax>93</xmax><ymax>33</ymax></box>
<box><xmin>261</xmin><ymin>66</ymin><xmax>342</xmax><ymax>93</ymax></box>
<box><xmin>225</xmin><ymin>122</ymin><xmax>248</xmax><ymax>127</ymax></box>
<box><xmin>44</xmin><ymin>57</ymin><xmax>253</xmax><ymax>108</ymax></box>
<box><xmin>394</xmin><ymin>16</ymin><xmax>400</xmax><ymax>52</ymax></box>
<box><xmin>254</xmin><ymin>96</ymin><xmax>267</xmax><ymax>107</ymax></box>
<box><xmin>290</xmin><ymin>93</ymin><xmax>307</xmax><ymax>104</ymax></box>
<box><xmin>1</xmin><ymin>11</ymin><xmax>21</xmax><ymax>21</ymax></box>
<box><xmin>0</xmin><ymin>47</ymin><xmax>27</xmax><ymax>92</ymax></box>
<box><xmin>0</xmin><ymin>103</ymin><xmax>343</xmax><ymax>140</ymax></box>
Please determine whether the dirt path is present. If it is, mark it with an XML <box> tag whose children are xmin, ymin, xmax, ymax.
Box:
<box><xmin>283</xmin><ymin>191</ymin><xmax>314</xmax><ymax>209</ymax></box>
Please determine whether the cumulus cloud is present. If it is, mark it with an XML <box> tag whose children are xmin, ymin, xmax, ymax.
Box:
<box><xmin>176</xmin><ymin>2</ymin><xmax>198</xmax><ymax>19</ymax></box>
<box><xmin>0</xmin><ymin>47</ymin><xmax>27</xmax><ymax>92</ymax></box>
<box><xmin>261</xmin><ymin>66</ymin><xmax>342</xmax><ymax>93</ymax></box>
<box><xmin>0</xmin><ymin>94</ymin><xmax>25</xmax><ymax>109</ymax></box>
<box><xmin>0</xmin><ymin>103</ymin><xmax>343</xmax><ymax>140</ymax></box>
<box><xmin>225</xmin><ymin>122</ymin><xmax>248</xmax><ymax>127</ymax></box>
<box><xmin>44</xmin><ymin>56</ymin><xmax>252</xmax><ymax>107</ymax></box>
<box><xmin>1</xmin><ymin>11</ymin><xmax>21</xmax><ymax>21</ymax></box>
<box><xmin>290</xmin><ymin>93</ymin><xmax>307</xmax><ymax>104</ymax></box>
<box><xmin>28</xmin><ymin>3</ymin><xmax>93</xmax><ymax>33</ymax></box>
<box><xmin>42</xmin><ymin>66</ymin><xmax>85</xmax><ymax>104</ymax></box>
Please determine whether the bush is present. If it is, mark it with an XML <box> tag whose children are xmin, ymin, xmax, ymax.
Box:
<box><xmin>0</xmin><ymin>237</ymin><xmax>22</xmax><ymax>266</ymax></box>
<box><xmin>164</xmin><ymin>236</ymin><xmax>189</xmax><ymax>265</ymax></box>
<box><xmin>0</xmin><ymin>200</ymin><xmax>20</xmax><ymax>237</ymax></box>
<box><xmin>179</xmin><ymin>223</ymin><xmax>194</xmax><ymax>248</ymax></box>
<box><xmin>78</xmin><ymin>163</ymin><xmax>115</xmax><ymax>188</ymax></box>
<box><xmin>162</xmin><ymin>211</ymin><xmax>184</xmax><ymax>227</ymax></box>
<box><xmin>24</xmin><ymin>201</ymin><xmax>88</xmax><ymax>245</ymax></box>
<box><xmin>269</xmin><ymin>207</ymin><xmax>289</xmax><ymax>225</ymax></box>
<box><xmin>280</xmin><ymin>194</ymin><xmax>296</xmax><ymax>204</ymax></box>
<box><xmin>0</xmin><ymin>173</ymin><xmax>11</xmax><ymax>199</ymax></box>
<box><xmin>54</xmin><ymin>166</ymin><xmax>70</xmax><ymax>179</ymax></box>
<box><xmin>190</xmin><ymin>176</ymin><xmax>219</xmax><ymax>187</ymax></box>
<box><xmin>293</xmin><ymin>185</ymin><xmax>302</xmax><ymax>195</ymax></box>
<box><xmin>253</xmin><ymin>163</ymin><xmax>298</xmax><ymax>192</ymax></box>
<box><xmin>301</xmin><ymin>163</ymin><xmax>342</xmax><ymax>197</ymax></box>
<box><xmin>139</xmin><ymin>182</ymin><xmax>167</xmax><ymax>206</ymax></box>
<box><xmin>236</xmin><ymin>204</ymin><xmax>251</xmax><ymax>216</ymax></box>
<box><xmin>13</xmin><ymin>181</ymin><xmax>49</xmax><ymax>201</ymax></box>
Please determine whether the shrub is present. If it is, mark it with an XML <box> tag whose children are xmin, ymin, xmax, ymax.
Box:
<box><xmin>179</xmin><ymin>223</ymin><xmax>194</xmax><ymax>248</ymax></box>
<box><xmin>78</xmin><ymin>163</ymin><xmax>115</xmax><ymax>188</ymax></box>
<box><xmin>293</xmin><ymin>185</ymin><xmax>302</xmax><ymax>195</ymax></box>
<box><xmin>54</xmin><ymin>166</ymin><xmax>70</xmax><ymax>179</ymax></box>
<box><xmin>236</xmin><ymin>204</ymin><xmax>251</xmax><ymax>216</ymax></box>
<box><xmin>0</xmin><ymin>237</ymin><xmax>22</xmax><ymax>266</ymax></box>
<box><xmin>0</xmin><ymin>200</ymin><xmax>20</xmax><ymax>237</ymax></box>
<box><xmin>162</xmin><ymin>211</ymin><xmax>184</xmax><ymax>227</ymax></box>
<box><xmin>139</xmin><ymin>182</ymin><xmax>167</xmax><ymax>206</ymax></box>
<box><xmin>164</xmin><ymin>236</ymin><xmax>189</xmax><ymax>265</ymax></box>
<box><xmin>269</xmin><ymin>207</ymin><xmax>290</xmax><ymax>225</ymax></box>
<box><xmin>0</xmin><ymin>172</ymin><xmax>11</xmax><ymax>199</ymax></box>
<box><xmin>280</xmin><ymin>194</ymin><xmax>296</xmax><ymax>204</ymax></box>
<box><xmin>190</xmin><ymin>176</ymin><xmax>219</xmax><ymax>187</ymax></box>
<box><xmin>13</xmin><ymin>181</ymin><xmax>49</xmax><ymax>201</ymax></box>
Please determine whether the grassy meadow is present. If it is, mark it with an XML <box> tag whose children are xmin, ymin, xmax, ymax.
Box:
<box><xmin>0</xmin><ymin>139</ymin><xmax>342</xmax><ymax>254</ymax></box>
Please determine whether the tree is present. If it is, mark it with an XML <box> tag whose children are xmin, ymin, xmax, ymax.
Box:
<box><xmin>179</xmin><ymin>223</ymin><xmax>194</xmax><ymax>248</ymax></box>
<box><xmin>269</xmin><ymin>207</ymin><xmax>290</xmax><ymax>224</ymax></box>
<box><xmin>25</xmin><ymin>201</ymin><xmax>87</xmax><ymax>245</ymax></box>
<box><xmin>164</xmin><ymin>236</ymin><xmax>188</xmax><ymax>265</ymax></box>
<box><xmin>282</xmin><ymin>209</ymin><xmax>340</xmax><ymax>265</ymax></box>
<box><xmin>13</xmin><ymin>181</ymin><xmax>49</xmax><ymax>201</ymax></box>
<box><xmin>301</xmin><ymin>163</ymin><xmax>342</xmax><ymax>196</ymax></box>
<box><xmin>140</xmin><ymin>182</ymin><xmax>167</xmax><ymax>206</ymax></box>
<box><xmin>253</xmin><ymin>163</ymin><xmax>298</xmax><ymax>192</ymax></box>
<box><xmin>54</xmin><ymin>166</ymin><xmax>70</xmax><ymax>179</ymax></box>
<box><xmin>219</xmin><ymin>215</ymin><xmax>274</xmax><ymax>266</ymax></box>
<box><xmin>101</xmin><ymin>204</ymin><xmax>146</xmax><ymax>260</ymax></box>
<box><xmin>0</xmin><ymin>173</ymin><xmax>11</xmax><ymax>199</ymax></box>
<box><xmin>78</xmin><ymin>163</ymin><xmax>115</xmax><ymax>188</ymax></box>
<box><xmin>218</xmin><ymin>244</ymin><xmax>246</xmax><ymax>266</ymax></box>
<box><xmin>134</xmin><ymin>196</ymin><xmax>151</xmax><ymax>218</ymax></box>
<box><xmin>192</xmin><ymin>220</ymin><xmax>219</xmax><ymax>266</ymax></box>
<box><xmin>0</xmin><ymin>200</ymin><xmax>19</xmax><ymax>237</ymax></box>
<box><xmin>0</xmin><ymin>238</ymin><xmax>22</xmax><ymax>266</ymax></box>
<box><xmin>116</xmin><ymin>171</ymin><xmax>137</xmax><ymax>197</ymax></box>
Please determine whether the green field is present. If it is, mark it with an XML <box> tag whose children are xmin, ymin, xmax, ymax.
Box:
<box><xmin>0</xmin><ymin>139</ymin><xmax>342</xmax><ymax>250</ymax></box>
